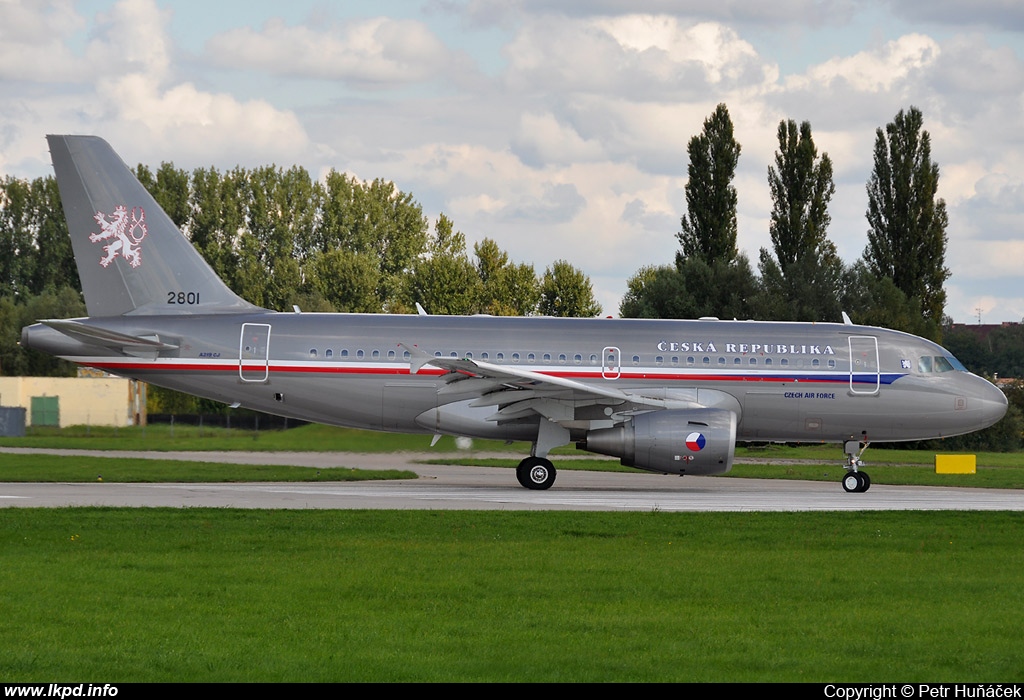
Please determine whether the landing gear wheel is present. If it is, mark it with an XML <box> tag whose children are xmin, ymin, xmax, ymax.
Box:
<box><xmin>842</xmin><ymin>471</ymin><xmax>870</xmax><ymax>493</ymax></box>
<box><xmin>517</xmin><ymin>457</ymin><xmax>556</xmax><ymax>490</ymax></box>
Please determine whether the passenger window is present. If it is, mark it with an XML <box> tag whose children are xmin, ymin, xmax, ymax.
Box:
<box><xmin>702</xmin><ymin>357</ymin><xmax>710</xmax><ymax>366</ymax></box>
<box><xmin>497</xmin><ymin>352</ymin><xmax>504</xmax><ymax>361</ymax></box>
<box><xmin>543</xmin><ymin>353</ymin><xmax>551</xmax><ymax>363</ymax></box>
<box><xmin>388</xmin><ymin>350</ymin><xmax>395</xmax><ymax>360</ymax></box>
<box><xmin>481</xmin><ymin>352</ymin><xmax>489</xmax><ymax>360</ymax></box>
<box><xmin>326</xmin><ymin>349</ymin><xmax>333</xmax><ymax>359</ymax></box>
<box><xmin>718</xmin><ymin>357</ymin><xmax>726</xmax><ymax>366</ymax></box>
<box><xmin>559</xmin><ymin>354</ymin><xmax>567</xmax><ymax>364</ymax></box>
<box><xmin>357</xmin><ymin>350</ymin><xmax>365</xmax><ymax>359</ymax></box>
<box><xmin>512</xmin><ymin>353</ymin><xmax>520</xmax><ymax>363</ymax></box>
<box><xmin>749</xmin><ymin>357</ymin><xmax>757</xmax><ymax>365</ymax></box>
<box><xmin>590</xmin><ymin>354</ymin><xmax>598</xmax><ymax>364</ymax></box>
<box><xmin>372</xmin><ymin>350</ymin><xmax>380</xmax><ymax>359</ymax></box>
<box><xmin>656</xmin><ymin>356</ymin><xmax>664</xmax><ymax>366</ymax></box>
<box><xmin>402</xmin><ymin>351</ymin><xmax>410</xmax><ymax>360</ymax></box>
<box><xmin>466</xmin><ymin>352</ymin><xmax>473</xmax><ymax>359</ymax></box>
<box><xmin>827</xmin><ymin>359</ymin><xmax>835</xmax><ymax>369</ymax></box>
<box><xmin>527</xmin><ymin>353</ymin><xmax>535</xmax><ymax>362</ymax></box>
<box><xmin>765</xmin><ymin>358</ymin><xmax>772</xmax><ymax>366</ymax></box>
<box><xmin>341</xmin><ymin>349</ymin><xmax>349</xmax><ymax>358</ymax></box>
<box><xmin>812</xmin><ymin>358</ymin><xmax>820</xmax><ymax>368</ymax></box>
<box><xmin>309</xmin><ymin>349</ymin><xmax>317</xmax><ymax>358</ymax></box>
<box><xmin>734</xmin><ymin>357</ymin><xmax>741</xmax><ymax>365</ymax></box>
<box><xmin>780</xmin><ymin>358</ymin><xmax>788</xmax><ymax>367</ymax></box>
<box><xmin>632</xmin><ymin>355</ymin><xmax>640</xmax><ymax>365</ymax></box>
<box><xmin>687</xmin><ymin>356</ymin><xmax>695</xmax><ymax>366</ymax></box>
<box><xmin>574</xmin><ymin>354</ymin><xmax>582</xmax><ymax>364</ymax></box>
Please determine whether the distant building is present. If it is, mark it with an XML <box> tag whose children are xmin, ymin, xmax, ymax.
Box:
<box><xmin>948</xmin><ymin>321</ymin><xmax>1021</xmax><ymax>342</ymax></box>
<box><xmin>0</xmin><ymin>371</ymin><xmax>145</xmax><ymax>427</ymax></box>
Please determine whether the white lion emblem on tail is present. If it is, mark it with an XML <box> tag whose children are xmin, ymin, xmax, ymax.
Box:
<box><xmin>89</xmin><ymin>205</ymin><xmax>148</xmax><ymax>268</ymax></box>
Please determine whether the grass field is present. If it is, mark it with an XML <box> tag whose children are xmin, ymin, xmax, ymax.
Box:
<box><xmin>0</xmin><ymin>423</ymin><xmax>491</xmax><ymax>453</ymax></box>
<box><xmin>1</xmin><ymin>508</ymin><xmax>1022</xmax><ymax>682</ymax></box>
<box><xmin>0</xmin><ymin>453</ymin><xmax>414</xmax><ymax>483</ymax></box>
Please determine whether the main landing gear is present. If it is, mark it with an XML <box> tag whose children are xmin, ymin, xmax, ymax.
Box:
<box><xmin>516</xmin><ymin>456</ymin><xmax>556</xmax><ymax>490</ymax></box>
<box><xmin>842</xmin><ymin>439</ymin><xmax>871</xmax><ymax>493</ymax></box>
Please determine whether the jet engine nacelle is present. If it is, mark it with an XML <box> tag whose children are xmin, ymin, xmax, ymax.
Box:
<box><xmin>579</xmin><ymin>408</ymin><xmax>737</xmax><ymax>475</ymax></box>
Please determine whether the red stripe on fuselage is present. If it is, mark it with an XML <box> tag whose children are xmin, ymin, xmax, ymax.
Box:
<box><xmin>79</xmin><ymin>359</ymin><xmax>852</xmax><ymax>384</ymax></box>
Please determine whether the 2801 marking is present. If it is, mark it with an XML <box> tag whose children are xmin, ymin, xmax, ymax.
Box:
<box><xmin>167</xmin><ymin>291</ymin><xmax>200</xmax><ymax>305</ymax></box>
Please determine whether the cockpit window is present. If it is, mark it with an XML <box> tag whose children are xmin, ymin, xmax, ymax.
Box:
<box><xmin>919</xmin><ymin>355</ymin><xmax>960</xmax><ymax>373</ymax></box>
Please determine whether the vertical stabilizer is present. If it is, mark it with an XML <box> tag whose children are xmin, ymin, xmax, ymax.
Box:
<box><xmin>47</xmin><ymin>135</ymin><xmax>261</xmax><ymax>317</ymax></box>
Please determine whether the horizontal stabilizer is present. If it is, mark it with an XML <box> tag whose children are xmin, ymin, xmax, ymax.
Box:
<box><xmin>41</xmin><ymin>319</ymin><xmax>178</xmax><ymax>351</ymax></box>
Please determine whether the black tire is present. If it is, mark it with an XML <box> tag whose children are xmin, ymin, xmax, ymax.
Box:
<box><xmin>858</xmin><ymin>471</ymin><xmax>871</xmax><ymax>492</ymax></box>
<box><xmin>517</xmin><ymin>457</ymin><xmax>556</xmax><ymax>490</ymax></box>
<box><xmin>842</xmin><ymin>472</ymin><xmax>862</xmax><ymax>493</ymax></box>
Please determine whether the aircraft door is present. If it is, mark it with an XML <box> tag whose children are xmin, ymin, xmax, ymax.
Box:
<box><xmin>602</xmin><ymin>346</ymin><xmax>621</xmax><ymax>380</ymax></box>
<box><xmin>848</xmin><ymin>336</ymin><xmax>879</xmax><ymax>395</ymax></box>
<box><xmin>239</xmin><ymin>323</ymin><xmax>271</xmax><ymax>382</ymax></box>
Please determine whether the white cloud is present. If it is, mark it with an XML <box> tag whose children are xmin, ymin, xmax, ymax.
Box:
<box><xmin>512</xmin><ymin>112</ymin><xmax>606</xmax><ymax>167</ymax></box>
<box><xmin>0</xmin><ymin>0</ymin><xmax>86</xmax><ymax>82</ymax></box>
<box><xmin>205</xmin><ymin>17</ymin><xmax>458</xmax><ymax>87</ymax></box>
<box><xmin>95</xmin><ymin>75</ymin><xmax>309</xmax><ymax>164</ymax></box>
<box><xmin>503</xmin><ymin>15</ymin><xmax>773</xmax><ymax>99</ymax></box>
<box><xmin>786</xmin><ymin>34</ymin><xmax>940</xmax><ymax>93</ymax></box>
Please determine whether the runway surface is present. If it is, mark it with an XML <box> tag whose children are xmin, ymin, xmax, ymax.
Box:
<box><xmin>2</xmin><ymin>447</ymin><xmax>1023</xmax><ymax>511</ymax></box>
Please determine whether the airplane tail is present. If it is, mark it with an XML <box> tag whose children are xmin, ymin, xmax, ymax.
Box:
<box><xmin>47</xmin><ymin>135</ymin><xmax>260</xmax><ymax>317</ymax></box>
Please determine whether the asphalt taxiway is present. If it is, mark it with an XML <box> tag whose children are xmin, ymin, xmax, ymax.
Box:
<box><xmin>2</xmin><ymin>447</ymin><xmax>1023</xmax><ymax>511</ymax></box>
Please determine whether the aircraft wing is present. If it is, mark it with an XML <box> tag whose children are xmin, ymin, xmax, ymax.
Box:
<box><xmin>402</xmin><ymin>343</ymin><xmax>697</xmax><ymax>413</ymax></box>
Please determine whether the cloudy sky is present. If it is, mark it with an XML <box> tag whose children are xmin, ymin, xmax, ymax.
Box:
<box><xmin>2</xmin><ymin>0</ymin><xmax>1023</xmax><ymax>323</ymax></box>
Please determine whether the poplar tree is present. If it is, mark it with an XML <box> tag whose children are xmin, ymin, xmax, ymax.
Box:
<box><xmin>677</xmin><ymin>103</ymin><xmax>741</xmax><ymax>264</ymax></box>
<box><xmin>863</xmin><ymin>106</ymin><xmax>949</xmax><ymax>324</ymax></box>
<box><xmin>758</xmin><ymin>119</ymin><xmax>842</xmax><ymax>321</ymax></box>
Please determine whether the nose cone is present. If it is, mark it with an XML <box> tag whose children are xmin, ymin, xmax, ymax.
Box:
<box><xmin>969</xmin><ymin>374</ymin><xmax>1008</xmax><ymax>431</ymax></box>
<box><xmin>974</xmin><ymin>374</ymin><xmax>1007</xmax><ymax>429</ymax></box>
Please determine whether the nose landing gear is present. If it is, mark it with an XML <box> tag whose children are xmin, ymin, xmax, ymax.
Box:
<box><xmin>842</xmin><ymin>439</ymin><xmax>871</xmax><ymax>493</ymax></box>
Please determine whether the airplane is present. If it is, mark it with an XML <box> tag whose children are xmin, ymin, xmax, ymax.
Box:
<box><xmin>20</xmin><ymin>135</ymin><xmax>1009</xmax><ymax>493</ymax></box>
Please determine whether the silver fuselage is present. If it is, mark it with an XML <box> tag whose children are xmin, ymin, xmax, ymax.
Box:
<box><xmin>23</xmin><ymin>312</ymin><xmax>1009</xmax><ymax>445</ymax></box>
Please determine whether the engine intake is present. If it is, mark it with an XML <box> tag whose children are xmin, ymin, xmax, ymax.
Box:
<box><xmin>579</xmin><ymin>408</ymin><xmax>736</xmax><ymax>475</ymax></box>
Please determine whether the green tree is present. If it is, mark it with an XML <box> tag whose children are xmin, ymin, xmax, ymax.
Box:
<box><xmin>28</xmin><ymin>176</ymin><xmax>78</xmax><ymax>295</ymax></box>
<box><xmin>864</xmin><ymin>106</ymin><xmax>950</xmax><ymax>325</ymax></box>
<box><xmin>304</xmin><ymin>249</ymin><xmax>381</xmax><ymax>313</ymax></box>
<box><xmin>619</xmin><ymin>265</ymin><xmax>691</xmax><ymax>319</ymax></box>
<box><xmin>319</xmin><ymin>172</ymin><xmax>428</xmax><ymax>311</ymax></box>
<box><xmin>677</xmin><ymin>103</ymin><xmax>741</xmax><ymax>264</ymax></box>
<box><xmin>404</xmin><ymin>214</ymin><xmax>481</xmax><ymax>315</ymax></box>
<box><xmin>474</xmin><ymin>238</ymin><xmax>540</xmax><ymax>316</ymax></box>
<box><xmin>188</xmin><ymin>166</ymin><xmax>245</xmax><ymax>285</ymax></box>
<box><xmin>758</xmin><ymin>119</ymin><xmax>842</xmax><ymax>321</ymax></box>
<box><xmin>538</xmin><ymin>260</ymin><xmax>601</xmax><ymax>317</ymax></box>
<box><xmin>0</xmin><ymin>176</ymin><xmax>37</xmax><ymax>298</ymax></box>
<box><xmin>136</xmin><ymin>163</ymin><xmax>191</xmax><ymax>229</ymax></box>
<box><xmin>0</xmin><ymin>176</ymin><xmax>77</xmax><ymax>299</ymax></box>
<box><xmin>840</xmin><ymin>261</ymin><xmax>939</xmax><ymax>340</ymax></box>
